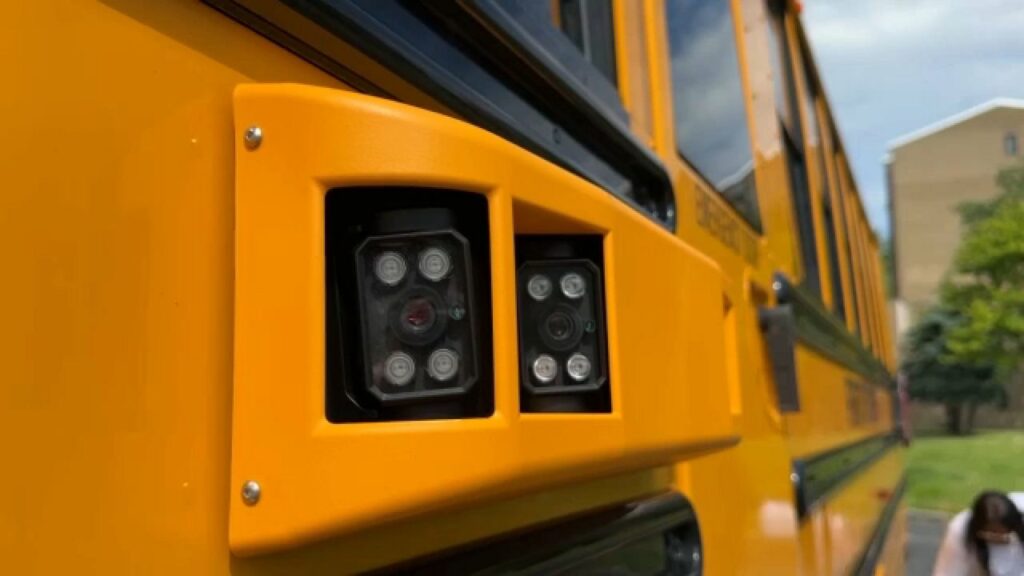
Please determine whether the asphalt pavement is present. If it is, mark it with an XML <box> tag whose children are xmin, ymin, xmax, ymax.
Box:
<box><xmin>907</xmin><ymin>509</ymin><xmax>949</xmax><ymax>576</ymax></box>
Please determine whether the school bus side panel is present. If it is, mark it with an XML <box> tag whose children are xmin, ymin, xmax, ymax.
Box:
<box><xmin>0</xmin><ymin>1</ymin><xmax>358</xmax><ymax>572</ymax></box>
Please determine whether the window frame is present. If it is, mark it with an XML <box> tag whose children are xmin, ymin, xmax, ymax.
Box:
<box><xmin>836</xmin><ymin>155</ymin><xmax>863</xmax><ymax>337</ymax></box>
<box><xmin>766</xmin><ymin>0</ymin><xmax>821</xmax><ymax>297</ymax></box>
<box><xmin>797</xmin><ymin>39</ymin><xmax>847</xmax><ymax>322</ymax></box>
<box><xmin>557</xmin><ymin>0</ymin><xmax>619</xmax><ymax>86</ymax></box>
<box><xmin>664</xmin><ymin>0</ymin><xmax>764</xmax><ymax>232</ymax></box>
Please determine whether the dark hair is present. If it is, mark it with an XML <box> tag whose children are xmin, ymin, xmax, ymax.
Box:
<box><xmin>966</xmin><ymin>491</ymin><xmax>1024</xmax><ymax>573</ymax></box>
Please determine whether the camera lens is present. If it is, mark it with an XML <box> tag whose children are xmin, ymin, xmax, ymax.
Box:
<box><xmin>545</xmin><ymin>311</ymin><xmax>575</xmax><ymax>342</ymax></box>
<box><xmin>538</xmin><ymin>305</ymin><xmax>583</xmax><ymax>350</ymax></box>
<box><xmin>390</xmin><ymin>288</ymin><xmax>447</xmax><ymax>345</ymax></box>
<box><xmin>399</xmin><ymin>296</ymin><xmax>437</xmax><ymax>335</ymax></box>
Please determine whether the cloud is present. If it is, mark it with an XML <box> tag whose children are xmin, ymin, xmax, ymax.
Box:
<box><xmin>802</xmin><ymin>0</ymin><xmax>1024</xmax><ymax>237</ymax></box>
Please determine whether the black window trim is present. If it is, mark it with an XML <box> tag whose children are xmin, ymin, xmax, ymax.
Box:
<box><xmin>774</xmin><ymin>273</ymin><xmax>892</xmax><ymax>386</ymax></box>
<box><xmin>388</xmin><ymin>491</ymin><xmax>703</xmax><ymax>574</ymax></box>
<box><xmin>206</xmin><ymin>0</ymin><xmax>677</xmax><ymax>230</ymax></box>
<box><xmin>791</xmin><ymin>431</ymin><xmax>900</xmax><ymax>519</ymax></box>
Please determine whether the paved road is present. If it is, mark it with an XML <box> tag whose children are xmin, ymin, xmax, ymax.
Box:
<box><xmin>908</xmin><ymin>509</ymin><xmax>949</xmax><ymax>576</ymax></box>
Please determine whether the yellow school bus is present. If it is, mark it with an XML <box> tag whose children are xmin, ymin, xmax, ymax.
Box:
<box><xmin>1</xmin><ymin>0</ymin><xmax>905</xmax><ymax>573</ymax></box>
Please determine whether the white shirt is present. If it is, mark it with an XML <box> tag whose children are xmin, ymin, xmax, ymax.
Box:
<box><xmin>933</xmin><ymin>493</ymin><xmax>1024</xmax><ymax>576</ymax></box>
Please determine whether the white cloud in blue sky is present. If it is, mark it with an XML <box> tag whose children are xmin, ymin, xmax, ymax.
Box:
<box><xmin>802</xmin><ymin>0</ymin><xmax>1024</xmax><ymax>238</ymax></box>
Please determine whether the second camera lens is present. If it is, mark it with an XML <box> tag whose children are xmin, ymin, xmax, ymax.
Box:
<box><xmin>538</xmin><ymin>305</ymin><xmax>583</xmax><ymax>350</ymax></box>
<box><xmin>545</xmin><ymin>311</ymin><xmax>575</xmax><ymax>342</ymax></box>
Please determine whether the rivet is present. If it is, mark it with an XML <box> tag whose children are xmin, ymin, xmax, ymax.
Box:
<box><xmin>772</xmin><ymin>281</ymin><xmax>782</xmax><ymax>292</ymax></box>
<box><xmin>243</xmin><ymin>126</ymin><xmax>263</xmax><ymax>150</ymax></box>
<box><xmin>241</xmin><ymin>480</ymin><xmax>262</xmax><ymax>505</ymax></box>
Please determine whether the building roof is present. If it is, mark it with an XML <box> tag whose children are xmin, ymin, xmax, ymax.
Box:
<box><xmin>887</xmin><ymin>98</ymin><xmax>1024</xmax><ymax>151</ymax></box>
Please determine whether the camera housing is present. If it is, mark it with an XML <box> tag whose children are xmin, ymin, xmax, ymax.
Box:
<box><xmin>326</xmin><ymin>188</ymin><xmax>493</xmax><ymax>422</ymax></box>
<box><xmin>354</xmin><ymin>230</ymin><xmax>480</xmax><ymax>405</ymax></box>
<box><xmin>516</xmin><ymin>236</ymin><xmax>610</xmax><ymax>413</ymax></box>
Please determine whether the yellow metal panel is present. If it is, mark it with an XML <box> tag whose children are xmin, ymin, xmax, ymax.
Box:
<box><xmin>0</xmin><ymin>0</ymin><xmax>341</xmax><ymax>573</ymax></box>
<box><xmin>1</xmin><ymin>0</ymin><xmax>905</xmax><ymax>573</ymax></box>
<box><xmin>825</xmin><ymin>450</ymin><xmax>906</xmax><ymax>575</ymax></box>
<box><xmin>785</xmin><ymin>346</ymin><xmax>894</xmax><ymax>459</ymax></box>
<box><xmin>736</xmin><ymin>0</ymin><xmax>803</xmax><ymax>281</ymax></box>
<box><xmin>614</xmin><ymin>0</ymin><xmax>656</xmax><ymax>147</ymax></box>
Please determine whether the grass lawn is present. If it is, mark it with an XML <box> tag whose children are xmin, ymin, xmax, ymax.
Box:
<box><xmin>908</xmin><ymin>430</ymin><xmax>1024</xmax><ymax>512</ymax></box>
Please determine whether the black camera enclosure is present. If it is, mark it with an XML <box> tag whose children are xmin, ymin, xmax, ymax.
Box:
<box><xmin>326</xmin><ymin>188</ymin><xmax>493</xmax><ymax>423</ymax></box>
<box><xmin>516</xmin><ymin>236</ymin><xmax>610</xmax><ymax>413</ymax></box>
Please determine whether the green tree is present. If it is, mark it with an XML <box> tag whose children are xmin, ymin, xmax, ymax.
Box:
<box><xmin>902</xmin><ymin>307</ymin><xmax>1000</xmax><ymax>434</ymax></box>
<box><xmin>943</xmin><ymin>165</ymin><xmax>1024</xmax><ymax>370</ymax></box>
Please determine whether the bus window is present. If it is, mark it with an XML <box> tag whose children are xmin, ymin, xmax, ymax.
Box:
<box><xmin>800</xmin><ymin>51</ymin><xmax>846</xmax><ymax>321</ymax></box>
<box><xmin>766</xmin><ymin>0</ymin><xmax>821</xmax><ymax>298</ymax></box>
<box><xmin>666</xmin><ymin>0</ymin><xmax>761</xmax><ymax>231</ymax></box>
<box><xmin>837</xmin><ymin>155</ymin><xmax>862</xmax><ymax>335</ymax></box>
<box><xmin>835</xmin><ymin>156</ymin><xmax>860</xmax><ymax>336</ymax></box>
<box><xmin>557</xmin><ymin>0</ymin><xmax>617</xmax><ymax>86</ymax></box>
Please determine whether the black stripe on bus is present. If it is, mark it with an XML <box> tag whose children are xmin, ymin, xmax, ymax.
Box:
<box><xmin>381</xmin><ymin>492</ymin><xmax>701</xmax><ymax>575</ymax></box>
<box><xmin>774</xmin><ymin>274</ymin><xmax>892</xmax><ymax>387</ymax></box>
<box><xmin>851</xmin><ymin>475</ymin><xmax>907</xmax><ymax>576</ymax></box>
<box><xmin>792</xmin><ymin>432</ymin><xmax>900</xmax><ymax>519</ymax></box>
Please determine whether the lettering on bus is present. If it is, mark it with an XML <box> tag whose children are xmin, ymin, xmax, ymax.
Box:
<box><xmin>695</xmin><ymin>184</ymin><xmax>759</xmax><ymax>265</ymax></box>
<box><xmin>846</xmin><ymin>379</ymin><xmax>880</xmax><ymax>426</ymax></box>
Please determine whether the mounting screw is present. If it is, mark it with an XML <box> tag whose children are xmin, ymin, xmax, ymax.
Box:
<box><xmin>241</xmin><ymin>480</ymin><xmax>262</xmax><ymax>505</ymax></box>
<box><xmin>772</xmin><ymin>280</ymin><xmax>782</xmax><ymax>292</ymax></box>
<box><xmin>243</xmin><ymin>126</ymin><xmax>263</xmax><ymax>150</ymax></box>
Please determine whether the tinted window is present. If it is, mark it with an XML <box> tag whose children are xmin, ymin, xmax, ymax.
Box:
<box><xmin>558</xmin><ymin>0</ymin><xmax>618</xmax><ymax>85</ymax></box>
<box><xmin>667</xmin><ymin>0</ymin><xmax>760</xmax><ymax>230</ymax></box>
<box><xmin>836</xmin><ymin>158</ymin><xmax>861</xmax><ymax>334</ymax></box>
<box><xmin>823</xmin><ymin>196</ymin><xmax>846</xmax><ymax>321</ymax></box>
<box><xmin>766</xmin><ymin>1</ymin><xmax>799</xmax><ymax>141</ymax></box>
<box><xmin>801</xmin><ymin>61</ymin><xmax>847</xmax><ymax>319</ymax></box>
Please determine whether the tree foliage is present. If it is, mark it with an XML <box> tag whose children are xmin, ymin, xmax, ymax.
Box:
<box><xmin>901</xmin><ymin>164</ymin><xmax>1024</xmax><ymax>433</ymax></box>
<box><xmin>943</xmin><ymin>164</ymin><xmax>1024</xmax><ymax>369</ymax></box>
<box><xmin>902</xmin><ymin>307</ymin><xmax>999</xmax><ymax>405</ymax></box>
<box><xmin>902</xmin><ymin>306</ymin><xmax>1001</xmax><ymax>434</ymax></box>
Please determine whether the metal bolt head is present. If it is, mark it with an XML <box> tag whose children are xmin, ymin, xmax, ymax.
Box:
<box><xmin>243</xmin><ymin>126</ymin><xmax>263</xmax><ymax>150</ymax></box>
<box><xmin>241</xmin><ymin>480</ymin><xmax>261</xmax><ymax>505</ymax></box>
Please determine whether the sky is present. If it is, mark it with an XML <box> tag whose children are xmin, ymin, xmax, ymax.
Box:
<box><xmin>801</xmin><ymin>0</ymin><xmax>1024</xmax><ymax>238</ymax></box>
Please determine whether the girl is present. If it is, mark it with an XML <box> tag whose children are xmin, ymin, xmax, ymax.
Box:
<box><xmin>934</xmin><ymin>491</ymin><xmax>1024</xmax><ymax>575</ymax></box>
